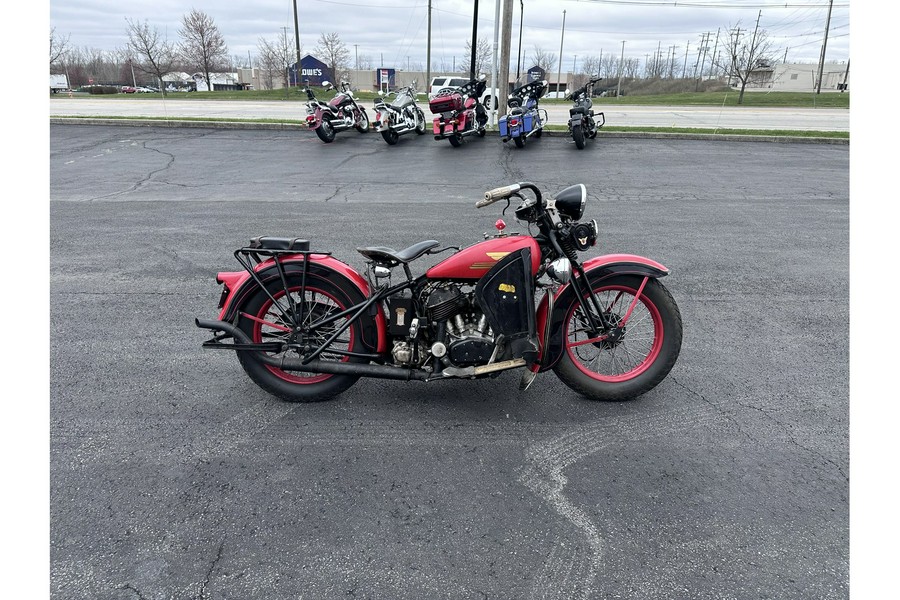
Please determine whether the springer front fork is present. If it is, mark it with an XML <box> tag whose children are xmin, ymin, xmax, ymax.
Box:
<box><xmin>566</xmin><ymin>261</ymin><xmax>650</xmax><ymax>343</ymax></box>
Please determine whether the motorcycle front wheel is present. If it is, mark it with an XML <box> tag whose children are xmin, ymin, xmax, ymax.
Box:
<box><xmin>315</xmin><ymin>117</ymin><xmax>336</xmax><ymax>143</ymax></box>
<box><xmin>236</xmin><ymin>276</ymin><xmax>365</xmax><ymax>402</ymax></box>
<box><xmin>553</xmin><ymin>275</ymin><xmax>682</xmax><ymax>401</ymax></box>
<box><xmin>415</xmin><ymin>109</ymin><xmax>427</xmax><ymax>134</ymax></box>
<box><xmin>355</xmin><ymin>109</ymin><xmax>370</xmax><ymax>133</ymax></box>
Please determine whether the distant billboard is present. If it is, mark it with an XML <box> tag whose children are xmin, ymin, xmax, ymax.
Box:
<box><xmin>292</xmin><ymin>55</ymin><xmax>334</xmax><ymax>86</ymax></box>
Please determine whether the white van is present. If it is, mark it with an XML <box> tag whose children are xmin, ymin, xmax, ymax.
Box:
<box><xmin>429</xmin><ymin>75</ymin><xmax>499</xmax><ymax>109</ymax></box>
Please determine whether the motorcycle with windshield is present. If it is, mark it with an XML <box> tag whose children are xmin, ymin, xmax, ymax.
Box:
<box><xmin>373</xmin><ymin>80</ymin><xmax>427</xmax><ymax>145</ymax></box>
<box><xmin>429</xmin><ymin>76</ymin><xmax>489</xmax><ymax>147</ymax></box>
<box><xmin>304</xmin><ymin>79</ymin><xmax>370</xmax><ymax>143</ymax></box>
<box><xmin>499</xmin><ymin>79</ymin><xmax>548</xmax><ymax>148</ymax></box>
<box><xmin>566</xmin><ymin>77</ymin><xmax>606</xmax><ymax>149</ymax></box>
<box><xmin>196</xmin><ymin>181</ymin><xmax>683</xmax><ymax>403</ymax></box>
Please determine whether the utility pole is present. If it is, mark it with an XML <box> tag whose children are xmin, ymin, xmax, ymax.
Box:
<box><xmin>491</xmin><ymin>0</ymin><xmax>500</xmax><ymax>126</ymax></box>
<box><xmin>556</xmin><ymin>10</ymin><xmax>566</xmax><ymax>97</ymax></box>
<box><xmin>816</xmin><ymin>0</ymin><xmax>834</xmax><ymax>94</ymax></box>
<box><xmin>515</xmin><ymin>0</ymin><xmax>524</xmax><ymax>83</ymax></box>
<box><xmin>616</xmin><ymin>40</ymin><xmax>625</xmax><ymax>97</ymax></box>
<box><xmin>710</xmin><ymin>28</ymin><xmax>720</xmax><ymax>77</ymax></box>
<box><xmin>292</xmin><ymin>0</ymin><xmax>302</xmax><ymax>84</ymax></box>
<box><xmin>693</xmin><ymin>33</ymin><xmax>705</xmax><ymax>79</ymax></box>
<box><xmin>354</xmin><ymin>44</ymin><xmax>359</xmax><ymax>71</ymax></box>
<box><xmin>682</xmin><ymin>41</ymin><xmax>689</xmax><ymax>78</ymax></box>
<box><xmin>499</xmin><ymin>0</ymin><xmax>514</xmax><ymax>116</ymax></box>
<box><xmin>840</xmin><ymin>59</ymin><xmax>849</xmax><ymax>92</ymax></box>
<box><xmin>282</xmin><ymin>26</ymin><xmax>290</xmax><ymax>97</ymax></box>
<box><xmin>426</xmin><ymin>0</ymin><xmax>432</xmax><ymax>92</ymax></box>
<box><xmin>470</xmin><ymin>0</ymin><xmax>479</xmax><ymax>79</ymax></box>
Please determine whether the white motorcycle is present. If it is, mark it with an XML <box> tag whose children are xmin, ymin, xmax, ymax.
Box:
<box><xmin>373</xmin><ymin>80</ymin><xmax>427</xmax><ymax>145</ymax></box>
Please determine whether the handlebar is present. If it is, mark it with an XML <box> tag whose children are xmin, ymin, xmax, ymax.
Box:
<box><xmin>476</xmin><ymin>182</ymin><xmax>543</xmax><ymax>208</ymax></box>
<box><xmin>477</xmin><ymin>184</ymin><xmax>522</xmax><ymax>208</ymax></box>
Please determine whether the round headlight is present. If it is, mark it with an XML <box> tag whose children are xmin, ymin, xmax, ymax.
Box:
<box><xmin>554</xmin><ymin>184</ymin><xmax>587</xmax><ymax>220</ymax></box>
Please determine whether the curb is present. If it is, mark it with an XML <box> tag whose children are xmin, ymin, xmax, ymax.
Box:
<box><xmin>49</xmin><ymin>117</ymin><xmax>849</xmax><ymax>145</ymax></box>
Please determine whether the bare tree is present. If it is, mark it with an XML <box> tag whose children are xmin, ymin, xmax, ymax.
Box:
<box><xmin>624</xmin><ymin>57</ymin><xmax>641</xmax><ymax>79</ymax></box>
<box><xmin>530</xmin><ymin>45</ymin><xmax>556</xmax><ymax>73</ymax></box>
<box><xmin>50</xmin><ymin>27</ymin><xmax>70</xmax><ymax>68</ymax></box>
<box><xmin>463</xmin><ymin>37</ymin><xmax>492</xmax><ymax>77</ymax></box>
<box><xmin>713</xmin><ymin>22</ymin><xmax>778</xmax><ymax>104</ymax></box>
<box><xmin>357</xmin><ymin>54</ymin><xmax>372</xmax><ymax>70</ymax></box>
<box><xmin>600</xmin><ymin>54</ymin><xmax>618</xmax><ymax>79</ymax></box>
<box><xmin>178</xmin><ymin>9</ymin><xmax>228</xmax><ymax>92</ymax></box>
<box><xmin>257</xmin><ymin>29</ymin><xmax>299</xmax><ymax>90</ymax></box>
<box><xmin>315</xmin><ymin>32</ymin><xmax>351</xmax><ymax>82</ymax></box>
<box><xmin>573</xmin><ymin>54</ymin><xmax>600</xmax><ymax>88</ymax></box>
<box><xmin>126</xmin><ymin>18</ymin><xmax>177</xmax><ymax>94</ymax></box>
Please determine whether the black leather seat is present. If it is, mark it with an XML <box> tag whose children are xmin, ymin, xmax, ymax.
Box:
<box><xmin>357</xmin><ymin>240</ymin><xmax>440</xmax><ymax>265</ymax></box>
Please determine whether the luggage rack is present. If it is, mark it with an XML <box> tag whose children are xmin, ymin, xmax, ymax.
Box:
<box><xmin>232</xmin><ymin>237</ymin><xmax>333</xmax><ymax>340</ymax></box>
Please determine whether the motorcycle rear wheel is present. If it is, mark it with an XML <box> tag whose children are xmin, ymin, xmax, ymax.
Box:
<box><xmin>572</xmin><ymin>125</ymin><xmax>585</xmax><ymax>149</ymax></box>
<box><xmin>513</xmin><ymin>136</ymin><xmax>525</xmax><ymax>148</ymax></box>
<box><xmin>553</xmin><ymin>275</ymin><xmax>682</xmax><ymax>401</ymax></box>
<box><xmin>448</xmin><ymin>134</ymin><xmax>463</xmax><ymax>147</ymax></box>
<box><xmin>381</xmin><ymin>129</ymin><xmax>400</xmax><ymax>145</ymax></box>
<box><xmin>236</xmin><ymin>276</ymin><xmax>364</xmax><ymax>402</ymax></box>
<box><xmin>315</xmin><ymin>118</ymin><xmax>336</xmax><ymax>143</ymax></box>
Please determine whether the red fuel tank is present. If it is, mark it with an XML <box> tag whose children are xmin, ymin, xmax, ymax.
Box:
<box><xmin>426</xmin><ymin>235</ymin><xmax>541</xmax><ymax>280</ymax></box>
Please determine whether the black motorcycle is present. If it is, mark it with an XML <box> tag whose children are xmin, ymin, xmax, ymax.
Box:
<box><xmin>566</xmin><ymin>77</ymin><xmax>606</xmax><ymax>149</ymax></box>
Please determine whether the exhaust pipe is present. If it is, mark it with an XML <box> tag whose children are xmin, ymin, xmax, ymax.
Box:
<box><xmin>196</xmin><ymin>318</ymin><xmax>427</xmax><ymax>381</ymax></box>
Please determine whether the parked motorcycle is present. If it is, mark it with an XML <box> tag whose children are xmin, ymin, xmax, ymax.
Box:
<box><xmin>373</xmin><ymin>80</ymin><xmax>427</xmax><ymax>145</ymax></box>
<box><xmin>566</xmin><ymin>77</ymin><xmax>606</xmax><ymax>149</ymax></box>
<box><xmin>304</xmin><ymin>79</ymin><xmax>370</xmax><ymax>143</ymax></box>
<box><xmin>429</xmin><ymin>76</ymin><xmax>489</xmax><ymax>147</ymax></box>
<box><xmin>499</xmin><ymin>79</ymin><xmax>548</xmax><ymax>148</ymax></box>
<box><xmin>196</xmin><ymin>181</ymin><xmax>683</xmax><ymax>403</ymax></box>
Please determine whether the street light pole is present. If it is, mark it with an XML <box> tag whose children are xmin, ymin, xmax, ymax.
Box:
<box><xmin>556</xmin><ymin>10</ymin><xmax>566</xmax><ymax>97</ymax></box>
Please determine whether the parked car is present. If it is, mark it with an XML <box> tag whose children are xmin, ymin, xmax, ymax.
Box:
<box><xmin>121</xmin><ymin>86</ymin><xmax>137</xmax><ymax>94</ymax></box>
<box><xmin>136</xmin><ymin>87</ymin><xmax>155</xmax><ymax>93</ymax></box>
<box><xmin>429</xmin><ymin>75</ymin><xmax>499</xmax><ymax>109</ymax></box>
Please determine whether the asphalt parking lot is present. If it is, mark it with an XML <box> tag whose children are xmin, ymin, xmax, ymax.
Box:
<box><xmin>49</xmin><ymin>124</ymin><xmax>849</xmax><ymax>599</ymax></box>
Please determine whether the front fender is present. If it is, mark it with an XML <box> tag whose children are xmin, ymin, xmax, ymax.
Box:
<box><xmin>535</xmin><ymin>254</ymin><xmax>669</xmax><ymax>371</ymax></box>
<box><xmin>215</xmin><ymin>254</ymin><xmax>387</xmax><ymax>353</ymax></box>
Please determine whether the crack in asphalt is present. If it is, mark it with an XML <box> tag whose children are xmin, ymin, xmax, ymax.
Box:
<box><xmin>192</xmin><ymin>536</ymin><xmax>226</xmax><ymax>600</ymax></box>
<box><xmin>117</xmin><ymin>582</ymin><xmax>149</xmax><ymax>600</ymax></box>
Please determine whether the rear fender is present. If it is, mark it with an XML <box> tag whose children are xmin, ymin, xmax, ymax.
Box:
<box><xmin>535</xmin><ymin>254</ymin><xmax>669</xmax><ymax>371</ymax></box>
<box><xmin>216</xmin><ymin>254</ymin><xmax>387</xmax><ymax>353</ymax></box>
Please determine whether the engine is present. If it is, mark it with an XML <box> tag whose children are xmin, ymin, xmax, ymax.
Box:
<box><xmin>390</xmin><ymin>282</ymin><xmax>497</xmax><ymax>368</ymax></box>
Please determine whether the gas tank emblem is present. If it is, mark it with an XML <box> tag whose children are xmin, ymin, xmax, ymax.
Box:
<box><xmin>469</xmin><ymin>251</ymin><xmax>512</xmax><ymax>270</ymax></box>
<box><xmin>498</xmin><ymin>283</ymin><xmax>516</xmax><ymax>293</ymax></box>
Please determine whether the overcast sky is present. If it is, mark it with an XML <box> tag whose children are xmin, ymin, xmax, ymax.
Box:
<box><xmin>50</xmin><ymin>0</ymin><xmax>849</xmax><ymax>72</ymax></box>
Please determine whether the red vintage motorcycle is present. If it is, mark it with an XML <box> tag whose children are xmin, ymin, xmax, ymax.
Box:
<box><xmin>196</xmin><ymin>182</ymin><xmax>682</xmax><ymax>403</ymax></box>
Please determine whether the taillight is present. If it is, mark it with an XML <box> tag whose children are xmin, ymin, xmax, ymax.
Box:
<box><xmin>306</xmin><ymin>115</ymin><xmax>316</xmax><ymax>123</ymax></box>
<box><xmin>510</xmin><ymin>118</ymin><xmax>519</xmax><ymax>127</ymax></box>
